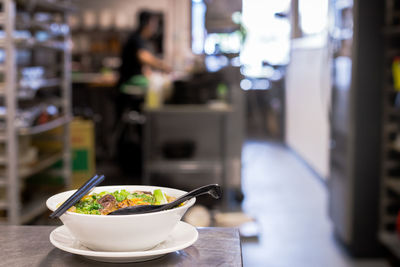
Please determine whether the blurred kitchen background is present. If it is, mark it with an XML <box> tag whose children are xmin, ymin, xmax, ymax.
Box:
<box><xmin>1</xmin><ymin>0</ymin><xmax>400</xmax><ymax>266</ymax></box>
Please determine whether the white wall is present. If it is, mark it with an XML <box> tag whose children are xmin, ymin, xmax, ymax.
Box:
<box><xmin>285</xmin><ymin>36</ymin><xmax>331</xmax><ymax>179</ymax></box>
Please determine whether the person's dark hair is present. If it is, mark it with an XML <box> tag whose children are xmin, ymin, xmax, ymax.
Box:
<box><xmin>137</xmin><ymin>10</ymin><xmax>154</xmax><ymax>33</ymax></box>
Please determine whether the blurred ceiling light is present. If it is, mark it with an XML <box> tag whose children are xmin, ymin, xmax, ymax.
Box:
<box><xmin>231</xmin><ymin>56</ymin><xmax>241</xmax><ymax>67</ymax></box>
<box><xmin>232</xmin><ymin>11</ymin><xmax>242</xmax><ymax>24</ymax></box>
<box><xmin>205</xmin><ymin>55</ymin><xmax>228</xmax><ymax>72</ymax></box>
<box><xmin>192</xmin><ymin>0</ymin><xmax>206</xmax><ymax>54</ymax></box>
<box><xmin>240</xmin><ymin>0</ymin><xmax>290</xmax><ymax>75</ymax></box>
<box><xmin>270</xmin><ymin>69</ymin><xmax>283</xmax><ymax>81</ymax></box>
<box><xmin>253</xmin><ymin>79</ymin><xmax>270</xmax><ymax>90</ymax></box>
<box><xmin>261</xmin><ymin>65</ymin><xmax>275</xmax><ymax>78</ymax></box>
<box><xmin>240</xmin><ymin>79</ymin><xmax>252</xmax><ymax>90</ymax></box>
<box><xmin>204</xmin><ymin>34</ymin><xmax>217</xmax><ymax>55</ymax></box>
<box><xmin>299</xmin><ymin>0</ymin><xmax>328</xmax><ymax>35</ymax></box>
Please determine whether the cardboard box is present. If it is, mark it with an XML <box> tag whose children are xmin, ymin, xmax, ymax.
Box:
<box><xmin>70</xmin><ymin>119</ymin><xmax>96</xmax><ymax>189</ymax></box>
<box><xmin>31</xmin><ymin>118</ymin><xmax>96</xmax><ymax>189</ymax></box>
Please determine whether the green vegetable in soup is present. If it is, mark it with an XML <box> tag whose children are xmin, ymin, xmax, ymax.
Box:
<box><xmin>112</xmin><ymin>189</ymin><xmax>131</xmax><ymax>202</ymax></box>
<box><xmin>68</xmin><ymin>189</ymin><xmax>174</xmax><ymax>215</ymax></box>
<box><xmin>154</xmin><ymin>189</ymin><xmax>167</xmax><ymax>205</ymax></box>
<box><xmin>73</xmin><ymin>197</ymin><xmax>102</xmax><ymax>215</ymax></box>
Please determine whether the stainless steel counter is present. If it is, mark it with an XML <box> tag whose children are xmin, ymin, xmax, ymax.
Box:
<box><xmin>0</xmin><ymin>225</ymin><xmax>242</xmax><ymax>266</ymax></box>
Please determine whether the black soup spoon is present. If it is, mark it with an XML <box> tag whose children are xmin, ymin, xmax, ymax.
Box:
<box><xmin>108</xmin><ymin>184</ymin><xmax>221</xmax><ymax>215</ymax></box>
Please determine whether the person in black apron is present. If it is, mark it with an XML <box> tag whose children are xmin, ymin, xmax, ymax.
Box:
<box><xmin>115</xmin><ymin>10</ymin><xmax>170</xmax><ymax>177</ymax></box>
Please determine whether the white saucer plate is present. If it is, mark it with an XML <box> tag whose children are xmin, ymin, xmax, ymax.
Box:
<box><xmin>49</xmin><ymin>221</ymin><xmax>198</xmax><ymax>263</ymax></box>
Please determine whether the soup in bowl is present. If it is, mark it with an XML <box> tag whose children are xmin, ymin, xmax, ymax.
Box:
<box><xmin>46</xmin><ymin>185</ymin><xmax>195</xmax><ymax>252</ymax></box>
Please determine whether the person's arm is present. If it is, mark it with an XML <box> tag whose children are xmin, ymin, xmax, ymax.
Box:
<box><xmin>137</xmin><ymin>49</ymin><xmax>171</xmax><ymax>73</ymax></box>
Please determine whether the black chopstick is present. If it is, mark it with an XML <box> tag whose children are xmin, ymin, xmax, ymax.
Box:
<box><xmin>49</xmin><ymin>174</ymin><xmax>105</xmax><ymax>219</ymax></box>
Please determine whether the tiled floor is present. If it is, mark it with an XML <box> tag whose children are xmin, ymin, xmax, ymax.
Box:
<box><xmin>240</xmin><ymin>141</ymin><xmax>389</xmax><ymax>267</ymax></box>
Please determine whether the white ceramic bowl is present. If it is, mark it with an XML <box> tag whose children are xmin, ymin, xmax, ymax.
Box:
<box><xmin>46</xmin><ymin>185</ymin><xmax>195</xmax><ymax>252</ymax></box>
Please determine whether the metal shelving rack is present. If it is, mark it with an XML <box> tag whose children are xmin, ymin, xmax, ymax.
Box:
<box><xmin>0</xmin><ymin>0</ymin><xmax>72</xmax><ymax>224</ymax></box>
<box><xmin>379</xmin><ymin>0</ymin><xmax>400</xmax><ymax>258</ymax></box>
